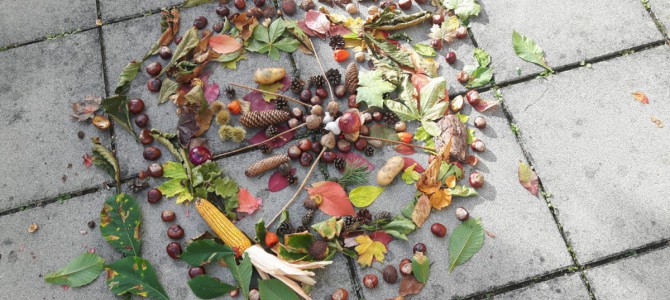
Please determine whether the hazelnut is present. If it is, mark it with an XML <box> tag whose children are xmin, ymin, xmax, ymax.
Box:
<box><xmin>355</xmin><ymin>51</ymin><xmax>366</xmax><ymax>62</ymax></box>
<box><xmin>394</xmin><ymin>121</ymin><xmax>407</xmax><ymax>132</ymax></box>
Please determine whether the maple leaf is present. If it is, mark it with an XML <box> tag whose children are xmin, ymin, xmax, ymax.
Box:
<box><xmin>354</xmin><ymin>235</ymin><xmax>387</xmax><ymax>267</ymax></box>
<box><xmin>71</xmin><ymin>95</ymin><xmax>102</xmax><ymax>121</ymax></box>
<box><xmin>356</xmin><ymin>69</ymin><xmax>396</xmax><ymax>108</ymax></box>
<box><xmin>428</xmin><ymin>16</ymin><xmax>459</xmax><ymax>44</ymax></box>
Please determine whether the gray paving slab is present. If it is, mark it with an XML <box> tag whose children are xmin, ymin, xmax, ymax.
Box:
<box><xmin>495</xmin><ymin>273</ymin><xmax>589</xmax><ymax>299</ymax></box>
<box><xmin>350</xmin><ymin>91</ymin><xmax>572</xmax><ymax>299</ymax></box>
<box><xmin>470</xmin><ymin>0</ymin><xmax>663</xmax><ymax>84</ymax></box>
<box><xmin>289</xmin><ymin>2</ymin><xmax>478</xmax><ymax>96</ymax></box>
<box><xmin>0</xmin><ymin>0</ymin><xmax>96</xmax><ymax>48</ymax></box>
<box><xmin>103</xmin><ymin>5</ymin><xmax>293</xmax><ymax>177</ymax></box>
<box><xmin>100</xmin><ymin>0</ymin><xmax>184</xmax><ymax>21</ymax></box>
<box><xmin>586</xmin><ymin>247</ymin><xmax>670</xmax><ymax>299</ymax></box>
<box><xmin>650</xmin><ymin>0</ymin><xmax>670</xmax><ymax>33</ymax></box>
<box><xmin>0</xmin><ymin>31</ymin><xmax>108</xmax><ymax>212</ymax></box>
<box><xmin>501</xmin><ymin>45</ymin><xmax>670</xmax><ymax>263</ymax></box>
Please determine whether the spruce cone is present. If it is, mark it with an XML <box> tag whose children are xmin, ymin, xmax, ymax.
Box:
<box><xmin>245</xmin><ymin>154</ymin><xmax>290</xmax><ymax>177</ymax></box>
<box><xmin>239</xmin><ymin>110</ymin><xmax>291</xmax><ymax>128</ymax></box>
<box><xmin>345</xmin><ymin>62</ymin><xmax>359</xmax><ymax>94</ymax></box>
<box><xmin>309</xmin><ymin>75</ymin><xmax>326</xmax><ymax>88</ymax></box>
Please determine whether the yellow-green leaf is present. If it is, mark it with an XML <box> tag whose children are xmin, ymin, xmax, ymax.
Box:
<box><xmin>411</xmin><ymin>252</ymin><xmax>430</xmax><ymax>283</ymax></box>
<box><xmin>105</xmin><ymin>256</ymin><xmax>169</xmax><ymax>300</ymax></box>
<box><xmin>354</xmin><ymin>235</ymin><xmax>387</xmax><ymax>267</ymax></box>
<box><xmin>100</xmin><ymin>194</ymin><xmax>142</xmax><ymax>256</ymax></box>
<box><xmin>349</xmin><ymin>186</ymin><xmax>384</xmax><ymax>208</ymax></box>
<box><xmin>45</xmin><ymin>253</ymin><xmax>104</xmax><ymax>287</ymax></box>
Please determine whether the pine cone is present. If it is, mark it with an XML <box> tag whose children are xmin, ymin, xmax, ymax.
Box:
<box><xmin>245</xmin><ymin>154</ymin><xmax>290</xmax><ymax>177</ymax></box>
<box><xmin>239</xmin><ymin>110</ymin><xmax>291</xmax><ymax>128</ymax></box>
<box><xmin>382</xmin><ymin>111</ymin><xmax>399</xmax><ymax>125</ymax></box>
<box><xmin>275</xmin><ymin>97</ymin><xmax>288</xmax><ymax>110</ymax></box>
<box><xmin>329</xmin><ymin>35</ymin><xmax>345</xmax><ymax>50</ymax></box>
<box><xmin>277</xmin><ymin>221</ymin><xmax>294</xmax><ymax>237</ymax></box>
<box><xmin>265</xmin><ymin>125</ymin><xmax>278</xmax><ymax>137</ymax></box>
<box><xmin>345</xmin><ymin>62</ymin><xmax>359</xmax><ymax>94</ymax></box>
<box><xmin>301</xmin><ymin>209</ymin><xmax>315</xmax><ymax>226</ymax></box>
<box><xmin>364</xmin><ymin>145</ymin><xmax>374</xmax><ymax>156</ymax></box>
<box><xmin>290</xmin><ymin>77</ymin><xmax>305</xmax><ymax>94</ymax></box>
<box><xmin>343</xmin><ymin>215</ymin><xmax>358</xmax><ymax>231</ymax></box>
<box><xmin>325</xmin><ymin>68</ymin><xmax>341</xmax><ymax>86</ymax></box>
<box><xmin>357</xmin><ymin>209</ymin><xmax>372</xmax><ymax>225</ymax></box>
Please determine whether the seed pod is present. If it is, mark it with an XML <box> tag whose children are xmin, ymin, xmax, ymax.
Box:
<box><xmin>245</xmin><ymin>155</ymin><xmax>290</xmax><ymax>177</ymax></box>
<box><xmin>345</xmin><ymin>62</ymin><xmax>359</xmax><ymax>94</ymax></box>
<box><xmin>239</xmin><ymin>110</ymin><xmax>291</xmax><ymax>128</ymax></box>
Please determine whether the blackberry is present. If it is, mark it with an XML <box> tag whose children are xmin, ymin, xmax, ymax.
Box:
<box><xmin>277</xmin><ymin>221</ymin><xmax>294</xmax><ymax>237</ymax></box>
<box><xmin>258</xmin><ymin>144</ymin><xmax>272</xmax><ymax>154</ymax></box>
<box><xmin>325</xmin><ymin>68</ymin><xmax>341</xmax><ymax>86</ymax></box>
<box><xmin>357</xmin><ymin>209</ymin><xmax>372</xmax><ymax>225</ymax></box>
<box><xmin>275</xmin><ymin>97</ymin><xmax>288</xmax><ymax>110</ymax></box>
<box><xmin>301</xmin><ymin>209</ymin><xmax>315</xmax><ymax>226</ymax></box>
<box><xmin>295</xmin><ymin>225</ymin><xmax>309</xmax><ymax>233</ymax></box>
<box><xmin>375</xmin><ymin>211</ymin><xmax>393</xmax><ymax>221</ymax></box>
<box><xmin>382</xmin><ymin>111</ymin><xmax>399</xmax><ymax>125</ymax></box>
<box><xmin>364</xmin><ymin>145</ymin><xmax>374</xmax><ymax>156</ymax></box>
<box><xmin>329</xmin><ymin>35</ymin><xmax>345</xmax><ymax>50</ymax></box>
<box><xmin>334</xmin><ymin>157</ymin><xmax>346</xmax><ymax>171</ymax></box>
<box><xmin>343</xmin><ymin>215</ymin><xmax>358</xmax><ymax>231</ymax></box>
<box><xmin>290</xmin><ymin>77</ymin><xmax>305</xmax><ymax>94</ymax></box>
<box><xmin>266</xmin><ymin>125</ymin><xmax>278</xmax><ymax>137</ymax></box>
<box><xmin>309</xmin><ymin>75</ymin><xmax>326</xmax><ymax>88</ymax></box>
<box><xmin>287</xmin><ymin>175</ymin><xmax>298</xmax><ymax>185</ymax></box>
<box><xmin>225</xmin><ymin>86</ymin><xmax>236</xmax><ymax>99</ymax></box>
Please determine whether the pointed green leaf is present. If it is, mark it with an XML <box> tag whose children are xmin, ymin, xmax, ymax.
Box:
<box><xmin>188</xmin><ymin>275</ymin><xmax>236</xmax><ymax>299</ymax></box>
<box><xmin>114</xmin><ymin>61</ymin><xmax>142</xmax><ymax>96</ymax></box>
<box><xmin>448</xmin><ymin>218</ymin><xmax>484</xmax><ymax>272</ymax></box>
<box><xmin>259</xmin><ymin>279</ymin><xmax>299</xmax><ymax>300</ymax></box>
<box><xmin>253</xmin><ymin>24</ymin><xmax>270</xmax><ymax>44</ymax></box>
<box><xmin>401</xmin><ymin>164</ymin><xmax>421</xmax><ymax>184</ymax></box>
<box><xmin>158</xmin><ymin>78</ymin><xmax>179</xmax><ymax>104</ymax></box>
<box><xmin>466</xmin><ymin>66</ymin><xmax>493</xmax><ymax>88</ymax></box>
<box><xmin>158</xmin><ymin>178</ymin><xmax>187</xmax><ymax>198</ymax></box>
<box><xmin>159</xmin><ymin>27</ymin><xmax>199</xmax><ymax>77</ymax></box>
<box><xmin>399</xmin><ymin>75</ymin><xmax>420</xmax><ymax>117</ymax></box>
<box><xmin>162</xmin><ymin>161</ymin><xmax>187</xmax><ymax>179</ymax></box>
<box><xmin>411</xmin><ymin>252</ymin><xmax>430</xmax><ymax>284</ymax></box>
<box><xmin>273</xmin><ymin>38</ymin><xmax>300</xmax><ymax>53</ymax></box>
<box><xmin>449</xmin><ymin>185</ymin><xmax>478</xmax><ymax>197</ymax></box>
<box><xmin>223</xmin><ymin>252</ymin><xmax>252</xmax><ymax>300</ymax></box>
<box><xmin>419</xmin><ymin>77</ymin><xmax>448</xmax><ymax>120</ymax></box>
<box><xmin>421</xmin><ymin>121</ymin><xmax>441</xmax><ymax>137</ymax></box>
<box><xmin>349</xmin><ymin>186</ymin><xmax>384</xmax><ymax>208</ymax></box>
<box><xmin>105</xmin><ymin>256</ymin><xmax>169</xmax><ymax>300</ymax></box>
<box><xmin>183</xmin><ymin>0</ymin><xmax>215</xmax><ymax>8</ymax></box>
<box><xmin>45</xmin><ymin>253</ymin><xmax>104</xmax><ymax>287</ymax></box>
<box><xmin>412</xmin><ymin>44</ymin><xmax>437</xmax><ymax>57</ymax></box>
<box><xmin>101</xmin><ymin>95</ymin><xmax>135</xmax><ymax>137</ymax></box>
<box><xmin>473</xmin><ymin>48</ymin><xmax>491</xmax><ymax>67</ymax></box>
<box><xmin>512</xmin><ymin>31</ymin><xmax>553</xmax><ymax>72</ymax></box>
<box><xmin>268</xmin><ymin>19</ymin><xmax>286</xmax><ymax>43</ymax></box>
<box><xmin>100</xmin><ymin>194</ymin><xmax>142</xmax><ymax>256</ymax></box>
<box><xmin>181</xmin><ymin>239</ymin><xmax>235</xmax><ymax>266</ymax></box>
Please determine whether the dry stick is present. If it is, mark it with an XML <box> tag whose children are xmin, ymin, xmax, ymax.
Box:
<box><xmin>211</xmin><ymin>123</ymin><xmax>307</xmax><ymax>160</ymax></box>
<box><xmin>228</xmin><ymin>82</ymin><xmax>312</xmax><ymax>108</ymax></box>
<box><xmin>359</xmin><ymin>136</ymin><xmax>436</xmax><ymax>152</ymax></box>
<box><xmin>307</xmin><ymin>38</ymin><xmax>335</xmax><ymax>102</ymax></box>
<box><xmin>267</xmin><ymin>148</ymin><xmax>326</xmax><ymax>228</ymax></box>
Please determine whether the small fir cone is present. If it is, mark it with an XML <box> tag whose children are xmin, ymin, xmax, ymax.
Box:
<box><xmin>301</xmin><ymin>209</ymin><xmax>315</xmax><ymax>226</ymax></box>
<box><xmin>345</xmin><ymin>62</ymin><xmax>359</xmax><ymax>94</ymax></box>
<box><xmin>245</xmin><ymin>154</ymin><xmax>290</xmax><ymax>177</ymax></box>
<box><xmin>239</xmin><ymin>110</ymin><xmax>291</xmax><ymax>128</ymax></box>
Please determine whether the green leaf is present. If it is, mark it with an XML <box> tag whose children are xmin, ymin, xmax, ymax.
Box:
<box><xmin>181</xmin><ymin>239</ymin><xmax>235</xmax><ymax>266</ymax></box>
<box><xmin>455</xmin><ymin>112</ymin><xmax>469</xmax><ymax>123</ymax></box>
<box><xmin>512</xmin><ymin>31</ymin><xmax>553</xmax><ymax>72</ymax></box>
<box><xmin>158</xmin><ymin>78</ymin><xmax>179</xmax><ymax>104</ymax></box>
<box><xmin>356</xmin><ymin>69</ymin><xmax>396</xmax><ymax>108</ymax></box>
<box><xmin>421</xmin><ymin>121</ymin><xmax>441</xmax><ymax>137</ymax></box>
<box><xmin>114</xmin><ymin>61</ymin><xmax>142</xmax><ymax>96</ymax></box>
<box><xmin>448</xmin><ymin>218</ymin><xmax>484</xmax><ymax>272</ymax></box>
<box><xmin>162</xmin><ymin>161</ymin><xmax>187</xmax><ymax>179</ymax></box>
<box><xmin>445</xmin><ymin>0</ymin><xmax>481</xmax><ymax>21</ymax></box>
<box><xmin>151</xmin><ymin>130</ymin><xmax>183</xmax><ymax>161</ymax></box>
<box><xmin>385</xmin><ymin>100</ymin><xmax>420</xmax><ymax>121</ymax></box>
<box><xmin>312</xmin><ymin>217</ymin><xmax>344</xmax><ymax>240</ymax></box>
<box><xmin>182</xmin><ymin>0</ymin><xmax>215</xmax><ymax>8</ymax></box>
<box><xmin>223</xmin><ymin>252</ymin><xmax>252</xmax><ymax>300</ymax></box>
<box><xmin>100</xmin><ymin>194</ymin><xmax>142</xmax><ymax>256</ymax></box>
<box><xmin>255</xmin><ymin>219</ymin><xmax>267</xmax><ymax>246</ymax></box>
<box><xmin>400</xmin><ymin>198</ymin><xmax>417</xmax><ymax>219</ymax></box>
<box><xmin>158</xmin><ymin>178</ymin><xmax>187</xmax><ymax>198</ymax></box>
<box><xmin>366</xmin><ymin>34</ymin><xmax>413</xmax><ymax>68</ymax></box>
<box><xmin>411</xmin><ymin>252</ymin><xmax>430</xmax><ymax>284</ymax></box>
<box><xmin>273</xmin><ymin>38</ymin><xmax>300</xmax><ymax>53</ymax></box>
<box><xmin>473</xmin><ymin>48</ymin><xmax>491</xmax><ymax>67</ymax></box>
<box><xmin>419</xmin><ymin>77</ymin><xmax>448</xmax><ymax>120</ymax></box>
<box><xmin>382</xmin><ymin>217</ymin><xmax>416</xmax><ymax>239</ymax></box>
<box><xmin>105</xmin><ymin>256</ymin><xmax>169</xmax><ymax>300</ymax></box>
<box><xmin>412</xmin><ymin>44</ymin><xmax>437</xmax><ymax>57</ymax></box>
<box><xmin>160</xmin><ymin>27</ymin><xmax>199</xmax><ymax>77</ymax></box>
<box><xmin>467</xmin><ymin>128</ymin><xmax>476</xmax><ymax>144</ymax></box>
<box><xmin>101</xmin><ymin>95</ymin><xmax>135</xmax><ymax>137</ymax></box>
<box><xmin>45</xmin><ymin>253</ymin><xmax>104</xmax><ymax>287</ymax></box>
<box><xmin>399</xmin><ymin>75</ymin><xmax>420</xmax><ymax>116</ymax></box>
<box><xmin>259</xmin><ymin>279</ymin><xmax>299</xmax><ymax>300</ymax></box>
<box><xmin>466</xmin><ymin>66</ymin><xmax>493</xmax><ymax>88</ymax></box>
<box><xmin>188</xmin><ymin>275</ymin><xmax>236</xmax><ymax>299</ymax></box>
<box><xmin>349</xmin><ymin>186</ymin><xmax>384</xmax><ymax>208</ymax></box>
<box><xmin>401</xmin><ymin>164</ymin><xmax>421</xmax><ymax>184</ymax></box>
<box><xmin>268</xmin><ymin>18</ymin><xmax>286</xmax><ymax>43</ymax></box>
<box><xmin>449</xmin><ymin>185</ymin><xmax>478</xmax><ymax>197</ymax></box>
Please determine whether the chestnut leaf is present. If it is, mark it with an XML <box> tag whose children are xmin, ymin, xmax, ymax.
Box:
<box><xmin>100</xmin><ymin>194</ymin><xmax>142</xmax><ymax>256</ymax></box>
<box><xmin>259</xmin><ymin>279</ymin><xmax>299</xmax><ymax>300</ymax></box>
<box><xmin>181</xmin><ymin>239</ymin><xmax>235</xmax><ymax>266</ymax></box>
<box><xmin>45</xmin><ymin>252</ymin><xmax>104</xmax><ymax>287</ymax></box>
<box><xmin>512</xmin><ymin>31</ymin><xmax>554</xmax><ymax>72</ymax></box>
<box><xmin>448</xmin><ymin>218</ymin><xmax>484</xmax><ymax>272</ymax></box>
<box><xmin>188</xmin><ymin>275</ymin><xmax>236</xmax><ymax>299</ymax></box>
<box><xmin>105</xmin><ymin>256</ymin><xmax>169</xmax><ymax>300</ymax></box>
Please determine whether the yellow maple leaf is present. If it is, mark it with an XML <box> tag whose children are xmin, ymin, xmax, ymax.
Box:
<box><xmin>354</xmin><ymin>235</ymin><xmax>387</xmax><ymax>267</ymax></box>
<box><xmin>429</xmin><ymin>189</ymin><xmax>452</xmax><ymax>210</ymax></box>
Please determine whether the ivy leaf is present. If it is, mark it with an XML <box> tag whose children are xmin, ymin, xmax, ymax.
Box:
<box><xmin>188</xmin><ymin>275</ymin><xmax>236</xmax><ymax>299</ymax></box>
<box><xmin>183</xmin><ymin>0</ymin><xmax>215</xmax><ymax>8</ymax></box>
<box><xmin>356</xmin><ymin>69</ymin><xmax>396</xmax><ymax>108</ymax></box>
<box><xmin>100</xmin><ymin>194</ymin><xmax>141</xmax><ymax>256</ymax></box>
<box><xmin>45</xmin><ymin>252</ymin><xmax>104</xmax><ymax>287</ymax></box>
<box><xmin>181</xmin><ymin>239</ymin><xmax>235</xmax><ymax>266</ymax></box>
<box><xmin>159</xmin><ymin>26</ymin><xmax>199</xmax><ymax>77</ymax></box>
<box><xmin>444</xmin><ymin>0</ymin><xmax>481</xmax><ymax>22</ymax></box>
<box><xmin>349</xmin><ymin>186</ymin><xmax>384</xmax><ymax>208</ymax></box>
<box><xmin>114</xmin><ymin>61</ymin><xmax>142</xmax><ymax>96</ymax></box>
<box><xmin>223</xmin><ymin>252</ymin><xmax>252</xmax><ymax>300</ymax></box>
<box><xmin>411</xmin><ymin>252</ymin><xmax>430</xmax><ymax>284</ymax></box>
<box><xmin>518</xmin><ymin>161</ymin><xmax>539</xmax><ymax>196</ymax></box>
<box><xmin>512</xmin><ymin>31</ymin><xmax>554</xmax><ymax>72</ymax></box>
<box><xmin>354</xmin><ymin>235</ymin><xmax>387</xmax><ymax>267</ymax></box>
<box><xmin>448</xmin><ymin>218</ymin><xmax>484</xmax><ymax>272</ymax></box>
<box><xmin>105</xmin><ymin>256</ymin><xmax>169</xmax><ymax>300</ymax></box>
<box><xmin>158</xmin><ymin>78</ymin><xmax>179</xmax><ymax>104</ymax></box>
<box><xmin>259</xmin><ymin>279</ymin><xmax>299</xmax><ymax>300</ymax></box>
<box><xmin>101</xmin><ymin>95</ymin><xmax>135</xmax><ymax>137</ymax></box>
<box><xmin>412</xmin><ymin>44</ymin><xmax>437</xmax><ymax>57</ymax></box>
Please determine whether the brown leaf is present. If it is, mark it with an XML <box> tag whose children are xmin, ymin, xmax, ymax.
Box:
<box><xmin>158</xmin><ymin>8</ymin><xmax>180</xmax><ymax>47</ymax></box>
<box><xmin>411</xmin><ymin>194</ymin><xmax>431</xmax><ymax>227</ymax></box>
<box><xmin>485</xmin><ymin>229</ymin><xmax>496</xmax><ymax>238</ymax></box>
<box><xmin>631</xmin><ymin>91</ymin><xmax>649</xmax><ymax>104</ymax></box>
<box><xmin>399</xmin><ymin>275</ymin><xmax>424</xmax><ymax>296</ymax></box>
<box><xmin>28</xmin><ymin>223</ymin><xmax>39</xmax><ymax>233</ymax></box>
<box><xmin>71</xmin><ymin>95</ymin><xmax>102</xmax><ymax>121</ymax></box>
<box><xmin>417</xmin><ymin>139</ymin><xmax>451</xmax><ymax>195</ymax></box>
<box><xmin>194</xmin><ymin>29</ymin><xmax>213</xmax><ymax>56</ymax></box>
<box><xmin>435</xmin><ymin>115</ymin><xmax>467</xmax><ymax>162</ymax></box>
<box><xmin>232</xmin><ymin>13</ymin><xmax>259</xmax><ymax>41</ymax></box>
<box><xmin>194</xmin><ymin>108</ymin><xmax>214</xmax><ymax>137</ymax></box>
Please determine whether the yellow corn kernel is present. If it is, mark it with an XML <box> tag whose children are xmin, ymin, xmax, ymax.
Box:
<box><xmin>195</xmin><ymin>199</ymin><xmax>252</xmax><ymax>253</ymax></box>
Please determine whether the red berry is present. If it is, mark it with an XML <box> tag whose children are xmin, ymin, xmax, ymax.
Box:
<box><xmin>188</xmin><ymin>266</ymin><xmax>206</xmax><ymax>278</ymax></box>
<box><xmin>147</xmin><ymin>188</ymin><xmax>162</xmax><ymax>204</ymax></box>
<box><xmin>431</xmin><ymin>223</ymin><xmax>447</xmax><ymax>237</ymax></box>
<box><xmin>167</xmin><ymin>224</ymin><xmax>185</xmax><ymax>239</ymax></box>
<box><xmin>189</xmin><ymin>146</ymin><xmax>212</xmax><ymax>165</ymax></box>
<box><xmin>445</xmin><ymin>51</ymin><xmax>457</xmax><ymax>64</ymax></box>
<box><xmin>166</xmin><ymin>242</ymin><xmax>182</xmax><ymax>259</ymax></box>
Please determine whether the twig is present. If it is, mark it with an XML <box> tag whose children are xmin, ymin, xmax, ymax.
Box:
<box><xmin>228</xmin><ymin>82</ymin><xmax>312</xmax><ymax>107</ymax></box>
<box><xmin>212</xmin><ymin>124</ymin><xmax>306</xmax><ymax>160</ymax></box>
<box><xmin>267</xmin><ymin>148</ymin><xmax>326</xmax><ymax>228</ymax></box>
<box><xmin>307</xmin><ymin>38</ymin><xmax>335</xmax><ymax>102</ymax></box>
<box><xmin>359</xmin><ymin>136</ymin><xmax>436</xmax><ymax>151</ymax></box>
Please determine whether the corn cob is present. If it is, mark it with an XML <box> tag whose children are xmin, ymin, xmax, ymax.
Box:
<box><xmin>195</xmin><ymin>199</ymin><xmax>252</xmax><ymax>253</ymax></box>
<box><xmin>245</xmin><ymin>154</ymin><xmax>290</xmax><ymax>177</ymax></box>
<box><xmin>239</xmin><ymin>110</ymin><xmax>291</xmax><ymax>128</ymax></box>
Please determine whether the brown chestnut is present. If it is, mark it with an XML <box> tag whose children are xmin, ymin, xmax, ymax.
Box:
<box><xmin>147</xmin><ymin>188</ymin><xmax>162</xmax><ymax>204</ymax></box>
<box><xmin>143</xmin><ymin>146</ymin><xmax>162</xmax><ymax>160</ymax></box>
<box><xmin>167</xmin><ymin>224</ymin><xmax>185</xmax><ymax>239</ymax></box>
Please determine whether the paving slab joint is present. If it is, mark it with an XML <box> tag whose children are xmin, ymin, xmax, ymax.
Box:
<box><xmin>582</xmin><ymin>238</ymin><xmax>670</xmax><ymax>271</ymax></box>
<box><xmin>0</xmin><ymin>186</ymin><xmax>101</xmax><ymax>218</ymax></box>
<box><xmin>640</xmin><ymin>0</ymin><xmax>670</xmax><ymax>41</ymax></box>
<box><xmin>345</xmin><ymin>255</ymin><xmax>365</xmax><ymax>300</ymax></box>
<box><xmin>0</xmin><ymin>27</ymin><xmax>98</xmax><ymax>53</ymax></box>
